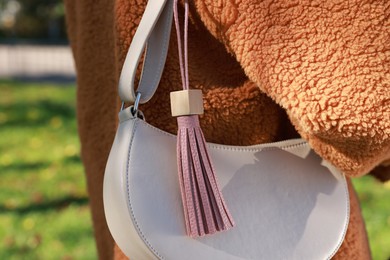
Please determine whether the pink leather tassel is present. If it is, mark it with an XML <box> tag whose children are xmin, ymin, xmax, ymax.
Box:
<box><xmin>177</xmin><ymin>115</ymin><xmax>234</xmax><ymax>237</ymax></box>
<box><xmin>173</xmin><ymin>0</ymin><xmax>234</xmax><ymax>237</ymax></box>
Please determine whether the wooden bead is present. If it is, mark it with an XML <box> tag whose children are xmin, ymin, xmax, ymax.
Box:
<box><xmin>170</xmin><ymin>90</ymin><xmax>204</xmax><ymax>117</ymax></box>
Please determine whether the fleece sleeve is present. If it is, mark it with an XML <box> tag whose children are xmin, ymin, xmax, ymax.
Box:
<box><xmin>196</xmin><ymin>0</ymin><xmax>390</xmax><ymax>177</ymax></box>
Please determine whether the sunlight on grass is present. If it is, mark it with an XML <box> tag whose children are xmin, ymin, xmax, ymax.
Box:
<box><xmin>352</xmin><ymin>177</ymin><xmax>390</xmax><ymax>260</ymax></box>
<box><xmin>0</xmin><ymin>80</ymin><xmax>389</xmax><ymax>259</ymax></box>
<box><xmin>0</xmin><ymin>80</ymin><xmax>97</xmax><ymax>259</ymax></box>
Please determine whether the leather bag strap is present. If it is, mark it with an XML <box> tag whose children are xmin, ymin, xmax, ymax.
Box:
<box><xmin>118</xmin><ymin>0</ymin><xmax>173</xmax><ymax>103</ymax></box>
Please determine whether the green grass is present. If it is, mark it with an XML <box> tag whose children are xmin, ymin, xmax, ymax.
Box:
<box><xmin>0</xmin><ymin>80</ymin><xmax>96</xmax><ymax>259</ymax></box>
<box><xmin>352</xmin><ymin>177</ymin><xmax>390</xmax><ymax>260</ymax></box>
<box><xmin>0</xmin><ymin>80</ymin><xmax>389</xmax><ymax>259</ymax></box>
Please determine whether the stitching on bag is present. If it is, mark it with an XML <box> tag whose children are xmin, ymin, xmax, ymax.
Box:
<box><xmin>208</xmin><ymin>143</ymin><xmax>308</xmax><ymax>152</ymax></box>
<box><xmin>126</xmin><ymin>119</ymin><xmax>164</xmax><ymax>259</ymax></box>
<box><xmin>326</xmin><ymin>173</ymin><xmax>350</xmax><ymax>260</ymax></box>
<box><xmin>139</xmin><ymin>119</ymin><xmax>309</xmax><ymax>152</ymax></box>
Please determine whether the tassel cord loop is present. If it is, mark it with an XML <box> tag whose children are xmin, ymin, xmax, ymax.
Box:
<box><xmin>173</xmin><ymin>0</ymin><xmax>189</xmax><ymax>90</ymax></box>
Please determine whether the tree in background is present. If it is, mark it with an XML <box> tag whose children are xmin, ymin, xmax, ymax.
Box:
<box><xmin>0</xmin><ymin>0</ymin><xmax>67</xmax><ymax>41</ymax></box>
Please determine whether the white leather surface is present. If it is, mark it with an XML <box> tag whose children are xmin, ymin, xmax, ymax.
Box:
<box><xmin>103</xmin><ymin>107</ymin><xmax>350</xmax><ymax>260</ymax></box>
<box><xmin>118</xmin><ymin>0</ymin><xmax>173</xmax><ymax>103</ymax></box>
<box><xmin>103</xmin><ymin>109</ymin><xmax>156</xmax><ymax>259</ymax></box>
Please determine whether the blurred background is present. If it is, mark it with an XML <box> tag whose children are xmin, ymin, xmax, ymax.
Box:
<box><xmin>0</xmin><ymin>0</ymin><xmax>96</xmax><ymax>259</ymax></box>
<box><xmin>0</xmin><ymin>0</ymin><xmax>389</xmax><ymax>259</ymax></box>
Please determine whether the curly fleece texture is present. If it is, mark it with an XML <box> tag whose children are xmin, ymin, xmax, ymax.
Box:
<box><xmin>64</xmin><ymin>0</ymin><xmax>389</xmax><ymax>259</ymax></box>
<box><xmin>195</xmin><ymin>0</ymin><xmax>390</xmax><ymax>177</ymax></box>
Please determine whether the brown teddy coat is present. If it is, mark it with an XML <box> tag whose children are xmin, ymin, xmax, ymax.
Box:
<box><xmin>64</xmin><ymin>0</ymin><xmax>390</xmax><ymax>259</ymax></box>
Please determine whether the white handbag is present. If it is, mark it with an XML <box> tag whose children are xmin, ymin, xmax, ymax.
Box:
<box><xmin>103</xmin><ymin>0</ymin><xmax>349</xmax><ymax>259</ymax></box>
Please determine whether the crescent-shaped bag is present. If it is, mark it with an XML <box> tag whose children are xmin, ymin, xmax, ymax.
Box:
<box><xmin>103</xmin><ymin>0</ymin><xmax>349</xmax><ymax>259</ymax></box>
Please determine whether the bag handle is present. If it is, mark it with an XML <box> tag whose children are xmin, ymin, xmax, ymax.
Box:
<box><xmin>118</xmin><ymin>0</ymin><xmax>173</xmax><ymax>104</ymax></box>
